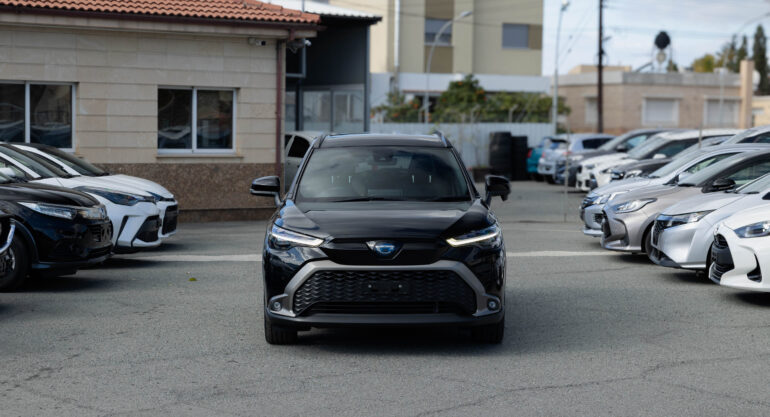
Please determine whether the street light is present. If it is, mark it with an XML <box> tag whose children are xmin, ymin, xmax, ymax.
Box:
<box><xmin>552</xmin><ymin>0</ymin><xmax>569</xmax><ymax>134</ymax></box>
<box><xmin>423</xmin><ymin>10</ymin><xmax>473</xmax><ymax>124</ymax></box>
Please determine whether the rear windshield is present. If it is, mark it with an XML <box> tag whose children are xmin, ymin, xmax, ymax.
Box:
<box><xmin>296</xmin><ymin>146</ymin><xmax>471</xmax><ymax>202</ymax></box>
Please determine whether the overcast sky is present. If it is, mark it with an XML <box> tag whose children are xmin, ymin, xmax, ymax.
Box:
<box><xmin>541</xmin><ymin>0</ymin><xmax>770</xmax><ymax>75</ymax></box>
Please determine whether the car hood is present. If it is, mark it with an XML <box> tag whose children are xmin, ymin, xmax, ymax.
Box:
<box><xmin>723</xmin><ymin>202</ymin><xmax>770</xmax><ymax>229</ymax></box>
<box><xmin>589</xmin><ymin>177</ymin><xmax>658</xmax><ymax>197</ymax></box>
<box><xmin>279</xmin><ymin>199</ymin><xmax>492</xmax><ymax>240</ymax></box>
<box><xmin>609</xmin><ymin>184</ymin><xmax>683</xmax><ymax>205</ymax></box>
<box><xmin>102</xmin><ymin>174</ymin><xmax>174</xmax><ymax>198</ymax></box>
<box><xmin>580</xmin><ymin>153</ymin><xmax>627</xmax><ymax>167</ymax></box>
<box><xmin>0</xmin><ymin>181</ymin><xmax>98</xmax><ymax>207</ymax></box>
<box><xmin>661</xmin><ymin>192</ymin><xmax>746</xmax><ymax>216</ymax></box>
<box><xmin>33</xmin><ymin>177</ymin><xmax>154</xmax><ymax>197</ymax></box>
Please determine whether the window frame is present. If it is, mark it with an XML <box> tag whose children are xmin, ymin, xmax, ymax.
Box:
<box><xmin>0</xmin><ymin>80</ymin><xmax>76</xmax><ymax>151</ymax></box>
<box><xmin>157</xmin><ymin>86</ymin><xmax>237</xmax><ymax>155</ymax></box>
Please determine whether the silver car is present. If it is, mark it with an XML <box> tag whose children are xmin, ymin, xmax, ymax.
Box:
<box><xmin>581</xmin><ymin>144</ymin><xmax>767</xmax><ymax>237</ymax></box>
<box><xmin>650</xmin><ymin>173</ymin><xmax>770</xmax><ymax>270</ymax></box>
<box><xmin>601</xmin><ymin>150</ymin><xmax>770</xmax><ymax>254</ymax></box>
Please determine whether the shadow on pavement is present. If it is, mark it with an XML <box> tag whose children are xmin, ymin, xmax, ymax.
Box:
<box><xmin>95</xmin><ymin>258</ymin><xmax>163</xmax><ymax>270</ymax></box>
<box><xmin>22</xmin><ymin>275</ymin><xmax>118</xmax><ymax>292</ymax></box>
<box><xmin>616</xmin><ymin>254</ymin><xmax>653</xmax><ymax>265</ymax></box>
<box><xmin>658</xmin><ymin>271</ymin><xmax>713</xmax><ymax>286</ymax></box>
<box><xmin>729</xmin><ymin>292</ymin><xmax>770</xmax><ymax>307</ymax></box>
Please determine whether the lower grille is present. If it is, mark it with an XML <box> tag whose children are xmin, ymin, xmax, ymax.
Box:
<box><xmin>652</xmin><ymin>220</ymin><xmax>663</xmax><ymax>245</ymax></box>
<box><xmin>601</xmin><ymin>214</ymin><xmax>611</xmax><ymax>238</ymax></box>
<box><xmin>162</xmin><ymin>205</ymin><xmax>178</xmax><ymax>234</ymax></box>
<box><xmin>293</xmin><ymin>270</ymin><xmax>477</xmax><ymax>316</ymax></box>
<box><xmin>306</xmin><ymin>302</ymin><xmax>467</xmax><ymax>315</ymax></box>
<box><xmin>136</xmin><ymin>216</ymin><xmax>161</xmax><ymax>243</ymax></box>
<box><xmin>593</xmin><ymin>213</ymin><xmax>604</xmax><ymax>225</ymax></box>
<box><xmin>710</xmin><ymin>235</ymin><xmax>733</xmax><ymax>282</ymax></box>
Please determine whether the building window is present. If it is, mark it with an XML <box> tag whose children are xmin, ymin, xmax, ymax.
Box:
<box><xmin>643</xmin><ymin>98</ymin><xmax>679</xmax><ymax>126</ymax></box>
<box><xmin>704</xmin><ymin>98</ymin><xmax>739</xmax><ymax>127</ymax></box>
<box><xmin>302</xmin><ymin>88</ymin><xmax>364</xmax><ymax>133</ymax></box>
<box><xmin>585</xmin><ymin>97</ymin><xmax>597</xmax><ymax>125</ymax></box>
<box><xmin>158</xmin><ymin>87</ymin><xmax>235</xmax><ymax>153</ymax></box>
<box><xmin>502</xmin><ymin>23</ymin><xmax>529</xmax><ymax>49</ymax></box>
<box><xmin>425</xmin><ymin>18</ymin><xmax>452</xmax><ymax>45</ymax></box>
<box><xmin>0</xmin><ymin>82</ymin><xmax>74</xmax><ymax>149</ymax></box>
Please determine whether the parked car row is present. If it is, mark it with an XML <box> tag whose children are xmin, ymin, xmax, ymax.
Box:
<box><xmin>577</xmin><ymin>125</ymin><xmax>770</xmax><ymax>293</ymax></box>
<box><xmin>0</xmin><ymin>144</ymin><xmax>177</xmax><ymax>291</ymax></box>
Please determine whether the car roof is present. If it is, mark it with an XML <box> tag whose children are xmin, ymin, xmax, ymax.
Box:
<box><xmin>655</xmin><ymin>128</ymin><xmax>740</xmax><ymax>140</ymax></box>
<box><xmin>555</xmin><ymin>133</ymin><xmax>614</xmax><ymax>141</ymax></box>
<box><xmin>315</xmin><ymin>133</ymin><xmax>449</xmax><ymax>148</ymax></box>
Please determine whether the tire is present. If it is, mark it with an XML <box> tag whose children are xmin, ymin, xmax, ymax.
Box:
<box><xmin>264</xmin><ymin>314</ymin><xmax>298</xmax><ymax>345</ymax></box>
<box><xmin>0</xmin><ymin>235</ymin><xmax>30</xmax><ymax>292</ymax></box>
<box><xmin>545</xmin><ymin>176</ymin><xmax>555</xmax><ymax>184</ymax></box>
<box><xmin>471</xmin><ymin>317</ymin><xmax>505</xmax><ymax>344</ymax></box>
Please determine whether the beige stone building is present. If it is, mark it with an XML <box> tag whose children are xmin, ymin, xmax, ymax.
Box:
<box><xmin>558</xmin><ymin>66</ymin><xmax>742</xmax><ymax>135</ymax></box>
<box><xmin>0</xmin><ymin>0</ymin><xmax>319</xmax><ymax>220</ymax></box>
<box><xmin>332</xmin><ymin>0</ymin><xmax>549</xmax><ymax>107</ymax></box>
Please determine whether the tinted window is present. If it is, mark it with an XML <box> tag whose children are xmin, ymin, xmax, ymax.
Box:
<box><xmin>297</xmin><ymin>147</ymin><xmax>470</xmax><ymax>202</ymax></box>
<box><xmin>625</xmin><ymin>134</ymin><xmax>648</xmax><ymax>149</ymax></box>
<box><xmin>740</xmin><ymin>132</ymin><xmax>770</xmax><ymax>144</ymax></box>
<box><xmin>725</xmin><ymin>160</ymin><xmax>770</xmax><ymax>186</ymax></box>
<box><xmin>650</xmin><ymin>139</ymin><xmax>698</xmax><ymax>158</ymax></box>
<box><xmin>582</xmin><ymin>138</ymin><xmax>610</xmax><ymax>149</ymax></box>
<box><xmin>287</xmin><ymin>137</ymin><xmax>309</xmax><ymax>158</ymax></box>
<box><xmin>683</xmin><ymin>154</ymin><xmax>735</xmax><ymax>174</ymax></box>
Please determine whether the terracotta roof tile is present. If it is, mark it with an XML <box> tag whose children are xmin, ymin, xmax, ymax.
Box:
<box><xmin>0</xmin><ymin>0</ymin><xmax>320</xmax><ymax>24</ymax></box>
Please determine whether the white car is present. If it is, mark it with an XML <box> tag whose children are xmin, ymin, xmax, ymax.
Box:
<box><xmin>12</xmin><ymin>143</ymin><xmax>178</xmax><ymax>240</ymax></box>
<box><xmin>711</xmin><ymin>203</ymin><xmax>770</xmax><ymax>290</ymax></box>
<box><xmin>0</xmin><ymin>145</ymin><xmax>162</xmax><ymax>252</ymax></box>
<box><xmin>650</xmin><ymin>173</ymin><xmax>770</xmax><ymax>270</ymax></box>
<box><xmin>576</xmin><ymin>129</ymin><xmax>739</xmax><ymax>191</ymax></box>
<box><xmin>579</xmin><ymin>144</ymin><xmax>766</xmax><ymax>237</ymax></box>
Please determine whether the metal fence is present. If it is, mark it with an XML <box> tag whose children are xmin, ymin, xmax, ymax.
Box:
<box><xmin>369</xmin><ymin>122</ymin><xmax>553</xmax><ymax>167</ymax></box>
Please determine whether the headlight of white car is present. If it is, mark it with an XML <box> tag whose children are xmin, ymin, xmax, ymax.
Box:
<box><xmin>446</xmin><ymin>224</ymin><xmax>501</xmax><ymax>248</ymax></box>
<box><xmin>612</xmin><ymin>198</ymin><xmax>656</xmax><ymax>214</ymax></box>
<box><xmin>658</xmin><ymin>211</ymin><xmax>713</xmax><ymax>228</ymax></box>
<box><xmin>269</xmin><ymin>225</ymin><xmax>324</xmax><ymax>248</ymax></box>
<box><xmin>592</xmin><ymin>191</ymin><xmax>628</xmax><ymax>206</ymax></box>
<box><xmin>734</xmin><ymin>221</ymin><xmax>770</xmax><ymax>238</ymax></box>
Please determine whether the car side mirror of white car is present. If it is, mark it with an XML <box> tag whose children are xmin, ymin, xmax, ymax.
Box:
<box><xmin>675</xmin><ymin>171</ymin><xmax>692</xmax><ymax>183</ymax></box>
<box><xmin>652</xmin><ymin>153</ymin><xmax>667</xmax><ymax>159</ymax></box>
<box><xmin>251</xmin><ymin>176</ymin><xmax>282</xmax><ymax>206</ymax></box>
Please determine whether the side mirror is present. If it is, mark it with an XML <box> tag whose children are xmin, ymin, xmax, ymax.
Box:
<box><xmin>652</xmin><ymin>153</ymin><xmax>667</xmax><ymax>159</ymax></box>
<box><xmin>484</xmin><ymin>175</ymin><xmax>510</xmax><ymax>205</ymax></box>
<box><xmin>705</xmin><ymin>177</ymin><xmax>736</xmax><ymax>192</ymax></box>
<box><xmin>615</xmin><ymin>144</ymin><xmax>629</xmax><ymax>153</ymax></box>
<box><xmin>251</xmin><ymin>176</ymin><xmax>281</xmax><ymax>206</ymax></box>
<box><xmin>675</xmin><ymin>171</ymin><xmax>692</xmax><ymax>184</ymax></box>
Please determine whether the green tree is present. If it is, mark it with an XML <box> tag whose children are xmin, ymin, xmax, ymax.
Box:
<box><xmin>716</xmin><ymin>36</ymin><xmax>738</xmax><ymax>72</ymax></box>
<box><xmin>371</xmin><ymin>91</ymin><xmax>421</xmax><ymax>122</ymax></box>
<box><xmin>432</xmin><ymin>74</ymin><xmax>488</xmax><ymax>123</ymax></box>
<box><xmin>754</xmin><ymin>24</ymin><xmax>770</xmax><ymax>94</ymax></box>
<box><xmin>736</xmin><ymin>35</ymin><xmax>749</xmax><ymax>68</ymax></box>
<box><xmin>692</xmin><ymin>53</ymin><xmax>716</xmax><ymax>73</ymax></box>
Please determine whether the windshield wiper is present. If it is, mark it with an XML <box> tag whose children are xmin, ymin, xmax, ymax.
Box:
<box><xmin>329</xmin><ymin>197</ymin><xmax>405</xmax><ymax>202</ymax></box>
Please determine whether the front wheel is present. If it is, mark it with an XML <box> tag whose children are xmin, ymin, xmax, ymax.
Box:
<box><xmin>0</xmin><ymin>235</ymin><xmax>30</xmax><ymax>292</ymax></box>
<box><xmin>471</xmin><ymin>317</ymin><xmax>505</xmax><ymax>344</ymax></box>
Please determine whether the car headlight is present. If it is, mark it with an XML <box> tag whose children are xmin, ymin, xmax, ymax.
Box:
<box><xmin>19</xmin><ymin>202</ymin><xmax>107</xmax><ymax>220</ymax></box>
<box><xmin>585</xmin><ymin>164</ymin><xmax>596</xmax><ymax>170</ymax></box>
<box><xmin>571</xmin><ymin>155</ymin><xmax>584</xmax><ymax>162</ymax></box>
<box><xmin>269</xmin><ymin>225</ymin><xmax>323</xmax><ymax>248</ymax></box>
<box><xmin>612</xmin><ymin>198</ymin><xmax>656</xmax><ymax>214</ymax></box>
<box><xmin>734</xmin><ymin>221</ymin><xmax>770</xmax><ymax>238</ymax></box>
<box><xmin>76</xmin><ymin>187</ymin><xmax>152</xmax><ymax>206</ymax></box>
<box><xmin>593</xmin><ymin>191</ymin><xmax>628</xmax><ymax>206</ymax></box>
<box><xmin>658</xmin><ymin>211</ymin><xmax>713</xmax><ymax>228</ymax></box>
<box><xmin>446</xmin><ymin>224</ymin><xmax>502</xmax><ymax>247</ymax></box>
<box><xmin>625</xmin><ymin>169</ymin><xmax>643</xmax><ymax>178</ymax></box>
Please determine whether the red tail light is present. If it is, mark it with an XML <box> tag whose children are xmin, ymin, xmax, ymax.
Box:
<box><xmin>527</xmin><ymin>149</ymin><xmax>533</xmax><ymax>158</ymax></box>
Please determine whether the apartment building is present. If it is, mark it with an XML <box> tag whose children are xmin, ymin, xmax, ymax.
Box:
<box><xmin>332</xmin><ymin>0</ymin><xmax>549</xmax><ymax>106</ymax></box>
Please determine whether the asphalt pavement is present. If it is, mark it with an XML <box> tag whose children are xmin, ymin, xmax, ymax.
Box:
<box><xmin>4</xmin><ymin>181</ymin><xmax>770</xmax><ymax>416</ymax></box>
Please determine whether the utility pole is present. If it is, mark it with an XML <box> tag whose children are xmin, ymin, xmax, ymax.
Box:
<box><xmin>597</xmin><ymin>0</ymin><xmax>604</xmax><ymax>133</ymax></box>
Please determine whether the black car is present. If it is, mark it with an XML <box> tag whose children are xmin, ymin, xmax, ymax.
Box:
<box><xmin>251</xmin><ymin>133</ymin><xmax>510</xmax><ymax>344</ymax></box>
<box><xmin>0</xmin><ymin>172</ymin><xmax>112</xmax><ymax>291</ymax></box>
<box><xmin>609</xmin><ymin>158</ymin><xmax>672</xmax><ymax>181</ymax></box>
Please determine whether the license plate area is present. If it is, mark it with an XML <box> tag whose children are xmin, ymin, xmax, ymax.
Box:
<box><xmin>363</xmin><ymin>280</ymin><xmax>410</xmax><ymax>295</ymax></box>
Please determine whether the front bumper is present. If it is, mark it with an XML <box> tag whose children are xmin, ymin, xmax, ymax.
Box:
<box><xmin>649</xmin><ymin>220</ymin><xmax>711</xmax><ymax>270</ymax></box>
<box><xmin>576</xmin><ymin>169</ymin><xmax>592</xmax><ymax>192</ymax></box>
<box><xmin>581</xmin><ymin>203</ymin><xmax>605</xmax><ymax>236</ymax></box>
<box><xmin>112</xmin><ymin>201</ymin><xmax>162</xmax><ymax>249</ymax></box>
<box><xmin>712</xmin><ymin>226</ymin><xmax>770</xmax><ymax>291</ymax></box>
<box><xmin>157</xmin><ymin>200</ymin><xmax>179</xmax><ymax>239</ymax></box>
<box><xmin>600</xmin><ymin>207</ymin><xmax>652</xmax><ymax>253</ymax></box>
<box><xmin>537</xmin><ymin>161</ymin><xmax>554</xmax><ymax>176</ymax></box>
<box><xmin>265</xmin><ymin>259</ymin><xmax>504</xmax><ymax>328</ymax></box>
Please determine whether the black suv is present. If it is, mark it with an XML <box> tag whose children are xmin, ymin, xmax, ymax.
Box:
<box><xmin>252</xmin><ymin>133</ymin><xmax>510</xmax><ymax>344</ymax></box>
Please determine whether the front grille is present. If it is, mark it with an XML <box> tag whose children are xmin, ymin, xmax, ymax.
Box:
<box><xmin>88</xmin><ymin>223</ymin><xmax>112</xmax><ymax>243</ymax></box>
<box><xmin>162</xmin><ymin>205</ymin><xmax>178</xmax><ymax>234</ymax></box>
<box><xmin>710</xmin><ymin>235</ymin><xmax>733</xmax><ymax>282</ymax></box>
<box><xmin>306</xmin><ymin>302</ymin><xmax>467</xmax><ymax>315</ymax></box>
<box><xmin>293</xmin><ymin>270</ymin><xmax>477</xmax><ymax>316</ymax></box>
<box><xmin>593</xmin><ymin>213</ymin><xmax>604</xmax><ymax>225</ymax></box>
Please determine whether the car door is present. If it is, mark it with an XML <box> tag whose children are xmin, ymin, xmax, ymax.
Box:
<box><xmin>284</xmin><ymin>135</ymin><xmax>310</xmax><ymax>187</ymax></box>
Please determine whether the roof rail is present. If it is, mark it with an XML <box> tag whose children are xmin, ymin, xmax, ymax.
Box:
<box><xmin>434</xmin><ymin>131</ymin><xmax>452</xmax><ymax>148</ymax></box>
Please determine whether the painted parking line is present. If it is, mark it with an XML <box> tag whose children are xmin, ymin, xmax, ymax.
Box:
<box><xmin>506</xmin><ymin>250</ymin><xmax>616</xmax><ymax>257</ymax></box>
<box><xmin>127</xmin><ymin>251</ymin><xmax>614</xmax><ymax>263</ymax></box>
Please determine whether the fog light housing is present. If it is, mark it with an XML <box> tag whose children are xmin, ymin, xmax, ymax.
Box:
<box><xmin>487</xmin><ymin>300</ymin><xmax>499</xmax><ymax>310</ymax></box>
<box><xmin>271</xmin><ymin>301</ymin><xmax>282</xmax><ymax>311</ymax></box>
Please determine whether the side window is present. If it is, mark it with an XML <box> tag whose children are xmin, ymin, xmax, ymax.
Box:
<box><xmin>726</xmin><ymin>160</ymin><xmax>770</xmax><ymax>186</ymax></box>
<box><xmin>656</xmin><ymin>140</ymin><xmax>697</xmax><ymax>157</ymax></box>
<box><xmin>284</xmin><ymin>134</ymin><xmax>294</xmax><ymax>148</ymax></box>
<box><xmin>287</xmin><ymin>137</ymin><xmax>310</xmax><ymax>158</ymax></box>
<box><xmin>582</xmin><ymin>138</ymin><xmax>607</xmax><ymax>149</ymax></box>
<box><xmin>625</xmin><ymin>134</ymin><xmax>648</xmax><ymax>149</ymax></box>
<box><xmin>741</xmin><ymin>133</ymin><xmax>770</xmax><ymax>143</ymax></box>
<box><xmin>685</xmin><ymin>153</ymin><xmax>736</xmax><ymax>174</ymax></box>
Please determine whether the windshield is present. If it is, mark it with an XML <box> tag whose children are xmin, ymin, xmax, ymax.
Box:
<box><xmin>597</xmin><ymin>131</ymin><xmax>647</xmax><ymax>151</ymax></box>
<box><xmin>737</xmin><ymin>172</ymin><xmax>770</xmax><ymax>194</ymax></box>
<box><xmin>678</xmin><ymin>153</ymin><xmax>747</xmax><ymax>186</ymax></box>
<box><xmin>35</xmin><ymin>146</ymin><xmax>106</xmax><ymax>176</ymax></box>
<box><xmin>0</xmin><ymin>146</ymin><xmax>66</xmax><ymax>179</ymax></box>
<box><xmin>650</xmin><ymin>151</ymin><xmax>738</xmax><ymax>179</ymax></box>
<box><xmin>627</xmin><ymin>136</ymin><xmax>666</xmax><ymax>159</ymax></box>
<box><xmin>296</xmin><ymin>146</ymin><xmax>471</xmax><ymax>202</ymax></box>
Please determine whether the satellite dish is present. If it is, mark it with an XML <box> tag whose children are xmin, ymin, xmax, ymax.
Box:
<box><xmin>655</xmin><ymin>31</ymin><xmax>671</xmax><ymax>50</ymax></box>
